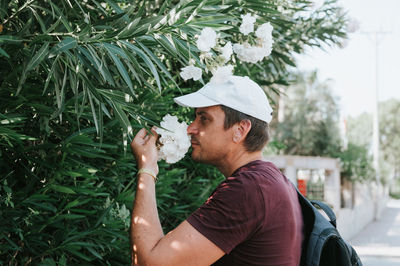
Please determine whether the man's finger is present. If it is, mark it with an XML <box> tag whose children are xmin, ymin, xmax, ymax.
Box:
<box><xmin>147</xmin><ymin>127</ymin><xmax>159</xmax><ymax>144</ymax></box>
<box><xmin>133</xmin><ymin>128</ymin><xmax>147</xmax><ymax>142</ymax></box>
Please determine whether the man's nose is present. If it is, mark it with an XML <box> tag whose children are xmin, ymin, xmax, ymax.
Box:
<box><xmin>187</xmin><ymin>121</ymin><xmax>197</xmax><ymax>135</ymax></box>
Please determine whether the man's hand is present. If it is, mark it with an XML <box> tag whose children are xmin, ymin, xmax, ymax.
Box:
<box><xmin>130</xmin><ymin>127</ymin><xmax>159</xmax><ymax>175</ymax></box>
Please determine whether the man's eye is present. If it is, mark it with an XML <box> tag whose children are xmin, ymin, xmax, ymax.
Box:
<box><xmin>200</xmin><ymin>116</ymin><xmax>207</xmax><ymax>122</ymax></box>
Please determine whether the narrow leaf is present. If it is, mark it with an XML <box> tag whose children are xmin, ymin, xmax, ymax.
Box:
<box><xmin>110</xmin><ymin>101</ymin><xmax>132</xmax><ymax>137</ymax></box>
<box><xmin>51</xmin><ymin>185</ymin><xmax>76</xmax><ymax>194</ymax></box>
<box><xmin>87</xmin><ymin>90</ymin><xmax>99</xmax><ymax>134</ymax></box>
<box><xmin>104</xmin><ymin>44</ymin><xmax>133</xmax><ymax>92</ymax></box>
<box><xmin>86</xmin><ymin>45</ymin><xmax>115</xmax><ymax>86</ymax></box>
<box><xmin>137</xmin><ymin>40</ymin><xmax>177</xmax><ymax>87</ymax></box>
<box><xmin>26</xmin><ymin>42</ymin><xmax>50</xmax><ymax>72</ymax></box>
<box><xmin>43</xmin><ymin>55</ymin><xmax>60</xmax><ymax>95</ymax></box>
<box><xmin>120</xmin><ymin>41</ymin><xmax>161</xmax><ymax>92</ymax></box>
<box><xmin>50</xmin><ymin>37</ymin><xmax>77</xmax><ymax>56</ymax></box>
<box><xmin>0</xmin><ymin>35</ymin><xmax>23</xmax><ymax>43</ymax></box>
<box><xmin>117</xmin><ymin>17</ymin><xmax>141</xmax><ymax>38</ymax></box>
<box><xmin>0</xmin><ymin>47</ymin><xmax>9</xmax><ymax>58</ymax></box>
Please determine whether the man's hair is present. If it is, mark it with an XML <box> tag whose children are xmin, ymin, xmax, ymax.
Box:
<box><xmin>220</xmin><ymin>105</ymin><xmax>269</xmax><ymax>152</ymax></box>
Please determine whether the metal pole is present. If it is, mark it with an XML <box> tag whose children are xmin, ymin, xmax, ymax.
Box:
<box><xmin>372</xmin><ymin>32</ymin><xmax>380</xmax><ymax>182</ymax></box>
<box><xmin>361</xmin><ymin>30</ymin><xmax>390</xmax><ymax>182</ymax></box>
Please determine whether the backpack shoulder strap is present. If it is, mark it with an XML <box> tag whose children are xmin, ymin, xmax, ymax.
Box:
<box><xmin>310</xmin><ymin>200</ymin><xmax>337</xmax><ymax>228</ymax></box>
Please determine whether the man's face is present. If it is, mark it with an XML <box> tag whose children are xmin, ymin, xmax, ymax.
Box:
<box><xmin>187</xmin><ymin>106</ymin><xmax>233</xmax><ymax>165</ymax></box>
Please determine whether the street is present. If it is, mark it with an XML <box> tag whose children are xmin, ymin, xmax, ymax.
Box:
<box><xmin>350</xmin><ymin>199</ymin><xmax>400</xmax><ymax>265</ymax></box>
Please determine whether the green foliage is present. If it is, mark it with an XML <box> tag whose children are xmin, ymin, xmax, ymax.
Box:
<box><xmin>0</xmin><ymin>0</ymin><xmax>347</xmax><ymax>263</ymax></box>
<box><xmin>335</xmin><ymin>143</ymin><xmax>375</xmax><ymax>183</ymax></box>
<box><xmin>271</xmin><ymin>71</ymin><xmax>342</xmax><ymax>156</ymax></box>
<box><xmin>346</xmin><ymin>112</ymin><xmax>372</xmax><ymax>149</ymax></box>
<box><xmin>379</xmin><ymin>99</ymin><xmax>400</xmax><ymax>179</ymax></box>
<box><xmin>345</xmin><ymin>99</ymin><xmax>400</xmax><ymax>183</ymax></box>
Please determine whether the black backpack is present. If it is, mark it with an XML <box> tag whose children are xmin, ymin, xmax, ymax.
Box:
<box><xmin>296</xmin><ymin>190</ymin><xmax>363</xmax><ymax>266</ymax></box>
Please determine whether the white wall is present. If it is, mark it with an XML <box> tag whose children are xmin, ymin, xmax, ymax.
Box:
<box><xmin>263</xmin><ymin>155</ymin><xmax>388</xmax><ymax>241</ymax></box>
<box><xmin>336</xmin><ymin>183</ymin><xmax>388</xmax><ymax>240</ymax></box>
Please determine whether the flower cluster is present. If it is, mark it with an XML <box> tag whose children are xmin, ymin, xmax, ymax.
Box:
<box><xmin>239</xmin><ymin>14</ymin><xmax>257</xmax><ymax>35</ymax></box>
<box><xmin>155</xmin><ymin>114</ymin><xmax>191</xmax><ymax>164</ymax></box>
<box><xmin>233</xmin><ymin>15</ymin><xmax>274</xmax><ymax>64</ymax></box>
<box><xmin>196</xmin><ymin>27</ymin><xmax>218</xmax><ymax>52</ymax></box>
<box><xmin>180</xmin><ymin>64</ymin><xmax>202</xmax><ymax>81</ymax></box>
<box><xmin>179</xmin><ymin>13</ymin><xmax>274</xmax><ymax>81</ymax></box>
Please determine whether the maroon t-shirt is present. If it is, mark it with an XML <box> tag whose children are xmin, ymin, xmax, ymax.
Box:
<box><xmin>187</xmin><ymin>160</ymin><xmax>304</xmax><ymax>266</ymax></box>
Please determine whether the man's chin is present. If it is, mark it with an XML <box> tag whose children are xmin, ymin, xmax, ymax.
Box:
<box><xmin>191</xmin><ymin>152</ymin><xmax>213</xmax><ymax>165</ymax></box>
<box><xmin>191</xmin><ymin>152</ymin><xmax>204</xmax><ymax>163</ymax></box>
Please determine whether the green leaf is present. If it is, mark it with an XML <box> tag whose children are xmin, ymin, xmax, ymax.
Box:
<box><xmin>87</xmin><ymin>90</ymin><xmax>99</xmax><ymax>134</ymax></box>
<box><xmin>110</xmin><ymin>101</ymin><xmax>133</xmax><ymax>137</ymax></box>
<box><xmin>37</xmin><ymin>258</ymin><xmax>56</xmax><ymax>266</ymax></box>
<box><xmin>104</xmin><ymin>43</ymin><xmax>133</xmax><ymax>92</ymax></box>
<box><xmin>47</xmin><ymin>0</ymin><xmax>73</xmax><ymax>32</ymax></box>
<box><xmin>26</xmin><ymin>42</ymin><xmax>50</xmax><ymax>72</ymax></box>
<box><xmin>43</xmin><ymin>55</ymin><xmax>60</xmax><ymax>95</ymax></box>
<box><xmin>65</xmin><ymin>248</ymin><xmax>93</xmax><ymax>261</ymax></box>
<box><xmin>64</xmin><ymin>198</ymin><xmax>92</xmax><ymax>210</ymax></box>
<box><xmin>117</xmin><ymin>17</ymin><xmax>141</xmax><ymax>38</ymax></box>
<box><xmin>0</xmin><ymin>35</ymin><xmax>23</xmax><ymax>43</ymax></box>
<box><xmin>98</xmin><ymin>89</ymin><xmax>133</xmax><ymax>105</ymax></box>
<box><xmin>58</xmin><ymin>214</ymin><xmax>86</xmax><ymax>220</ymax></box>
<box><xmin>87</xmin><ymin>247</ymin><xmax>103</xmax><ymax>260</ymax></box>
<box><xmin>49</xmin><ymin>37</ymin><xmax>77</xmax><ymax>56</ymax></box>
<box><xmin>95</xmin><ymin>205</ymin><xmax>113</xmax><ymax>228</ymax></box>
<box><xmin>137</xmin><ymin>39</ymin><xmax>178</xmax><ymax>87</ymax></box>
<box><xmin>86</xmin><ymin>45</ymin><xmax>115</xmax><ymax>86</ymax></box>
<box><xmin>67</xmin><ymin>147</ymin><xmax>114</xmax><ymax>160</ymax></box>
<box><xmin>51</xmin><ymin>185</ymin><xmax>76</xmax><ymax>194</ymax></box>
<box><xmin>120</xmin><ymin>41</ymin><xmax>161</xmax><ymax>92</ymax></box>
<box><xmin>105</xmin><ymin>0</ymin><xmax>124</xmax><ymax>14</ymax></box>
<box><xmin>0</xmin><ymin>47</ymin><xmax>9</xmax><ymax>58</ymax></box>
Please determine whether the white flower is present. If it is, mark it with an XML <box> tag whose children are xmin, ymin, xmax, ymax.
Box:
<box><xmin>180</xmin><ymin>65</ymin><xmax>202</xmax><ymax>81</ymax></box>
<box><xmin>196</xmin><ymin>27</ymin><xmax>217</xmax><ymax>52</ymax></box>
<box><xmin>256</xmin><ymin>23</ymin><xmax>274</xmax><ymax>54</ymax></box>
<box><xmin>220</xmin><ymin>41</ymin><xmax>233</xmax><ymax>62</ymax></box>
<box><xmin>239</xmin><ymin>14</ymin><xmax>257</xmax><ymax>35</ymax></box>
<box><xmin>210</xmin><ymin>65</ymin><xmax>234</xmax><ymax>84</ymax></box>
<box><xmin>256</xmin><ymin>22</ymin><xmax>273</xmax><ymax>42</ymax></box>
<box><xmin>233</xmin><ymin>43</ymin><xmax>272</xmax><ymax>64</ymax></box>
<box><xmin>156</xmin><ymin>115</ymin><xmax>191</xmax><ymax>164</ymax></box>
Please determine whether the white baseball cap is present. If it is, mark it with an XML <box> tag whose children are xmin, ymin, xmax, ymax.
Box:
<box><xmin>174</xmin><ymin>75</ymin><xmax>273</xmax><ymax>123</ymax></box>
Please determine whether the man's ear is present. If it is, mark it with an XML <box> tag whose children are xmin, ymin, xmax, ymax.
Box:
<box><xmin>232</xmin><ymin>119</ymin><xmax>252</xmax><ymax>143</ymax></box>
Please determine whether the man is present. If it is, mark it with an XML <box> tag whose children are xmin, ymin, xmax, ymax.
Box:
<box><xmin>130</xmin><ymin>75</ymin><xmax>304</xmax><ymax>265</ymax></box>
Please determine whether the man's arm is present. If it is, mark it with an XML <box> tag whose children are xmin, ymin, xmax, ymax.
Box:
<box><xmin>130</xmin><ymin>128</ymin><xmax>224</xmax><ymax>265</ymax></box>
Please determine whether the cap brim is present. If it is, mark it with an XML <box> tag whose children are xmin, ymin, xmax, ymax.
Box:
<box><xmin>174</xmin><ymin>91</ymin><xmax>220</xmax><ymax>108</ymax></box>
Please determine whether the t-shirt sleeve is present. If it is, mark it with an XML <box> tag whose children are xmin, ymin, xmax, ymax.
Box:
<box><xmin>187</xmin><ymin>176</ymin><xmax>264</xmax><ymax>254</ymax></box>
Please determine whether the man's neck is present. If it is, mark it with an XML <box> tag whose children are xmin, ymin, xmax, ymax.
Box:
<box><xmin>217</xmin><ymin>150</ymin><xmax>263</xmax><ymax>177</ymax></box>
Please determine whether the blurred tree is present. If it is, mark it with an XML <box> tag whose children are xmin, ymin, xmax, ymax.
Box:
<box><xmin>336</xmin><ymin>143</ymin><xmax>375</xmax><ymax>183</ymax></box>
<box><xmin>379</xmin><ymin>99</ymin><xmax>400</xmax><ymax>181</ymax></box>
<box><xmin>272</xmin><ymin>70</ymin><xmax>342</xmax><ymax>156</ymax></box>
<box><xmin>0</xmin><ymin>0</ymin><xmax>348</xmax><ymax>264</ymax></box>
<box><xmin>345</xmin><ymin>99</ymin><xmax>400</xmax><ymax>182</ymax></box>
<box><xmin>346</xmin><ymin>112</ymin><xmax>372</xmax><ymax>149</ymax></box>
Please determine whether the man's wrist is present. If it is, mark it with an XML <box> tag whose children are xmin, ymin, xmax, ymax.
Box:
<box><xmin>137</xmin><ymin>168</ymin><xmax>158</xmax><ymax>183</ymax></box>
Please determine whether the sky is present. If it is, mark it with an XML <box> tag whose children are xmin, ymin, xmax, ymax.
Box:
<box><xmin>296</xmin><ymin>0</ymin><xmax>400</xmax><ymax>117</ymax></box>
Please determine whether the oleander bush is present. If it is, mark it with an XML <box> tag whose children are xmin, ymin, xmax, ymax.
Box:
<box><xmin>0</xmin><ymin>0</ymin><xmax>347</xmax><ymax>264</ymax></box>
